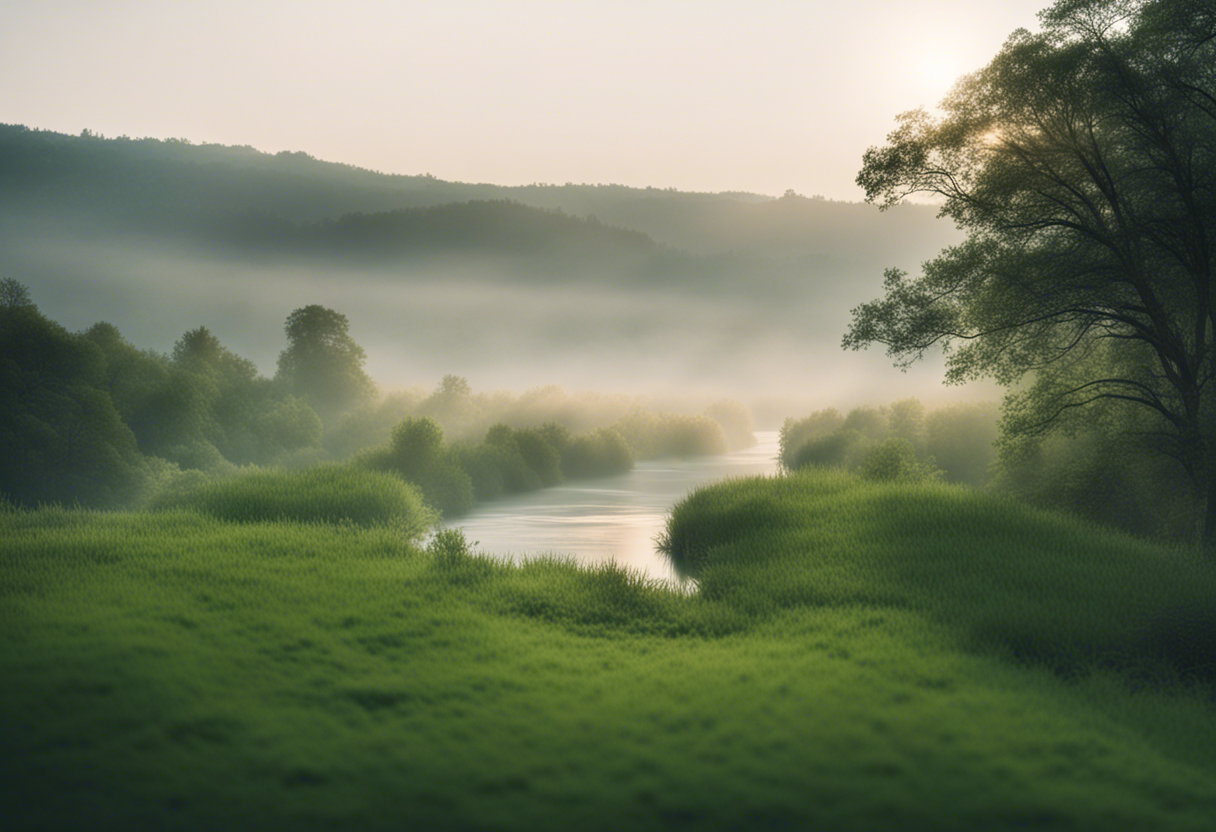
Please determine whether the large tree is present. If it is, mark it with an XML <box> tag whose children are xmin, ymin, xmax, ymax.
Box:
<box><xmin>844</xmin><ymin>0</ymin><xmax>1216</xmax><ymax>547</ymax></box>
<box><xmin>275</xmin><ymin>305</ymin><xmax>375</xmax><ymax>420</ymax></box>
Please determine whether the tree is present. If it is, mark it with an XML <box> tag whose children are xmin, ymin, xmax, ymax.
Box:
<box><xmin>0</xmin><ymin>277</ymin><xmax>34</xmax><ymax>309</ymax></box>
<box><xmin>419</xmin><ymin>374</ymin><xmax>476</xmax><ymax>434</ymax></box>
<box><xmin>275</xmin><ymin>305</ymin><xmax>374</xmax><ymax>419</ymax></box>
<box><xmin>1</xmin><ymin>291</ymin><xmax>152</xmax><ymax>507</ymax></box>
<box><xmin>844</xmin><ymin>0</ymin><xmax>1216</xmax><ymax>548</ymax></box>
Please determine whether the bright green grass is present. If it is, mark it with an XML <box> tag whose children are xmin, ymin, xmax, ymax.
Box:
<box><xmin>148</xmin><ymin>464</ymin><xmax>437</xmax><ymax>538</ymax></box>
<box><xmin>3</xmin><ymin>472</ymin><xmax>1216</xmax><ymax>831</ymax></box>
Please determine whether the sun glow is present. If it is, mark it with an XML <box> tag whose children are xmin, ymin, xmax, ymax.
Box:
<box><xmin>915</xmin><ymin>55</ymin><xmax>968</xmax><ymax>101</ymax></box>
<box><xmin>979</xmin><ymin>128</ymin><xmax>1004</xmax><ymax>148</ymax></box>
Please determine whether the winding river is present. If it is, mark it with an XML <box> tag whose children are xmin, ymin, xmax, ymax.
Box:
<box><xmin>442</xmin><ymin>430</ymin><xmax>781</xmax><ymax>586</ymax></box>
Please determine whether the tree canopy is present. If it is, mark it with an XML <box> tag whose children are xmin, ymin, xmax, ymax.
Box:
<box><xmin>845</xmin><ymin>0</ymin><xmax>1215</xmax><ymax>547</ymax></box>
<box><xmin>275</xmin><ymin>305</ymin><xmax>375</xmax><ymax>419</ymax></box>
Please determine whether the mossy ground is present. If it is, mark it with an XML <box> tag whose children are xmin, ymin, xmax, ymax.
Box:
<box><xmin>3</xmin><ymin>472</ymin><xmax>1215</xmax><ymax>830</ymax></box>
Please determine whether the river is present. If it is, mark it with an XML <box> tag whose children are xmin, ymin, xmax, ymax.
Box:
<box><xmin>442</xmin><ymin>430</ymin><xmax>781</xmax><ymax>587</ymax></box>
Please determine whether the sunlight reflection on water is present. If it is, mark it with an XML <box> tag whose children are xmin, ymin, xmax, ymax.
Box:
<box><xmin>441</xmin><ymin>431</ymin><xmax>781</xmax><ymax>590</ymax></box>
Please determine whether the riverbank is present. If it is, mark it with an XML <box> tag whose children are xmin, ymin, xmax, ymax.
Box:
<box><xmin>3</xmin><ymin>471</ymin><xmax>1216</xmax><ymax>830</ymax></box>
<box><xmin>441</xmin><ymin>431</ymin><xmax>780</xmax><ymax>583</ymax></box>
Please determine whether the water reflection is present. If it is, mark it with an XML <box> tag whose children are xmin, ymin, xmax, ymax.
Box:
<box><xmin>443</xmin><ymin>431</ymin><xmax>781</xmax><ymax>587</ymax></box>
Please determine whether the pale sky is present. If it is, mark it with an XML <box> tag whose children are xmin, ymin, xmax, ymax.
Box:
<box><xmin>2</xmin><ymin>0</ymin><xmax>1049</xmax><ymax>200</ymax></box>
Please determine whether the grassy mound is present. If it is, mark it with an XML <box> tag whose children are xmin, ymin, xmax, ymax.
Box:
<box><xmin>659</xmin><ymin>470</ymin><xmax>1216</xmax><ymax>686</ymax></box>
<box><xmin>149</xmin><ymin>464</ymin><xmax>437</xmax><ymax>538</ymax></box>
<box><xmin>3</xmin><ymin>471</ymin><xmax>1216</xmax><ymax>831</ymax></box>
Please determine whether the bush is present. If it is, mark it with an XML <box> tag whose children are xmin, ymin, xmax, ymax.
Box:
<box><xmin>782</xmin><ymin>400</ymin><xmax>996</xmax><ymax>487</ymax></box>
<box><xmin>563</xmin><ymin>428</ymin><xmax>633</xmax><ymax>479</ymax></box>
<box><xmin>614</xmin><ymin>411</ymin><xmax>727</xmax><ymax>459</ymax></box>
<box><xmin>925</xmin><ymin>402</ymin><xmax>999</xmax><ymax>486</ymax></box>
<box><xmin>150</xmin><ymin>464</ymin><xmax>437</xmax><ymax>538</ymax></box>
<box><xmin>449</xmin><ymin>441</ymin><xmax>509</xmax><ymax>501</ymax></box>
<box><xmin>426</xmin><ymin>527</ymin><xmax>497</xmax><ymax>584</ymax></box>
<box><xmin>993</xmin><ymin>429</ymin><xmax>1199</xmax><ymax>545</ymax></box>
<box><xmin>779</xmin><ymin>409</ymin><xmax>844</xmax><ymax>470</ymax></box>
<box><xmin>858</xmin><ymin>437</ymin><xmax>942</xmax><ymax>484</ymax></box>
<box><xmin>386</xmin><ymin>417</ymin><xmax>445</xmax><ymax>478</ymax></box>
<box><xmin>792</xmin><ymin>429</ymin><xmax>864</xmax><ymax>471</ymax></box>
<box><xmin>417</xmin><ymin>458</ymin><xmax>476</xmax><ymax>518</ymax></box>
<box><xmin>158</xmin><ymin>439</ymin><xmax>228</xmax><ymax>472</ymax></box>
<box><xmin>514</xmin><ymin>427</ymin><xmax>563</xmax><ymax>488</ymax></box>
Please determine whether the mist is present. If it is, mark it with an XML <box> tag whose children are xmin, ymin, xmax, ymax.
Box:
<box><xmin>0</xmin><ymin>130</ymin><xmax>997</xmax><ymax>421</ymax></box>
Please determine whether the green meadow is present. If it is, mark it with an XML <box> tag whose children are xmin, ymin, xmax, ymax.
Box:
<box><xmin>4</xmin><ymin>469</ymin><xmax>1216</xmax><ymax>831</ymax></box>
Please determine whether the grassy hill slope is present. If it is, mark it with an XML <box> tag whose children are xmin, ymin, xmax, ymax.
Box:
<box><xmin>3</xmin><ymin>472</ymin><xmax>1215</xmax><ymax>830</ymax></box>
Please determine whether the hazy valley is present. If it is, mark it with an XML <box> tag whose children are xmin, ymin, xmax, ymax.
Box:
<box><xmin>4</xmin><ymin>2</ymin><xmax>1216</xmax><ymax>826</ymax></box>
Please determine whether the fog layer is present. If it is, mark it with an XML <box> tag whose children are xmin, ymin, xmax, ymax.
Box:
<box><xmin>0</xmin><ymin>126</ymin><xmax>995</xmax><ymax>410</ymax></box>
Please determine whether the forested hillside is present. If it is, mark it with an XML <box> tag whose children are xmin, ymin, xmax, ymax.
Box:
<box><xmin>0</xmin><ymin>123</ymin><xmax>964</xmax><ymax>400</ymax></box>
<box><xmin>0</xmin><ymin>123</ymin><xmax>956</xmax><ymax>264</ymax></box>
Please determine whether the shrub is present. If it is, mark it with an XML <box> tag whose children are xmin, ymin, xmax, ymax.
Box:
<box><xmin>792</xmin><ymin>429</ymin><xmax>864</xmax><ymax>471</ymax></box>
<box><xmin>386</xmin><ymin>417</ymin><xmax>445</xmax><ymax>478</ymax></box>
<box><xmin>514</xmin><ymin>427</ymin><xmax>563</xmax><ymax>488</ymax></box>
<box><xmin>614</xmin><ymin>411</ymin><xmax>727</xmax><ymax>459</ymax></box>
<box><xmin>449</xmin><ymin>441</ymin><xmax>509</xmax><ymax>501</ymax></box>
<box><xmin>150</xmin><ymin>464</ymin><xmax>437</xmax><ymax>539</ymax></box>
<box><xmin>858</xmin><ymin>437</ymin><xmax>942</xmax><ymax>484</ymax></box>
<box><xmin>925</xmin><ymin>402</ymin><xmax>1000</xmax><ymax>487</ymax></box>
<box><xmin>426</xmin><ymin>527</ymin><xmax>496</xmax><ymax>583</ymax></box>
<box><xmin>417</xmin><ymin>458</ymin><xmax>476</xmax><ymax>518</ymax></box>
<box><xmin>563</xmin><ymin>428</ymin><xmax>633</xmax><ymax>479</ymax></box>
<box><xmin>483</xmin><ymin>424</ymin><xmax>543</xmax><ymax>492</ymax></box>
<box><xmin>779</xmin><ymin>409</ymin><xmax>844</xmax><ymax>470</ymax></box>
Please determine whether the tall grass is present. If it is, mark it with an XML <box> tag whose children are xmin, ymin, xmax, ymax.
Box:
<box><xmin>148</xmin><ymin>463</ymin><xmax>437</xmax><ymax>538</ymax></box>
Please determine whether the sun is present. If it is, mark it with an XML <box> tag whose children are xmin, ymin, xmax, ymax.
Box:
<box><xmin>912</xmin><ymin>52</ymin><xmax>967</xmax><ymax>102</ymax></box>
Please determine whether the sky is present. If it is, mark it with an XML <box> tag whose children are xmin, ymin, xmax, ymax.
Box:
<box><xmin>2</xmin><ymin>0</ymin><xmax>1051</xmax><ymax>201</ymax></box>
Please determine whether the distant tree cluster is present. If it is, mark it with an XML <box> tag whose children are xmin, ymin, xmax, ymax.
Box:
<box><xmin>780</xmin><ymin>399</ymin><xmax>1000</xmax><ymax>488</ymax></box>
<box><xmin>0</xmin><ymin>281</ymin><xmax>343</xmax><ymax>507</ymax></box>
<box><xmin>1</xmin><ymin>281</ymin><xmax>754</xmax><ymax>517</ymax></box>
<box><xmin>350</xmin><ymin>403</ymin><xmax>742</xmax><ymax>518</ymax></box>
<box><xmin>781</xmin><ymin>394</ymin><xmax>1199</xmax><ymax>545</ymax></box>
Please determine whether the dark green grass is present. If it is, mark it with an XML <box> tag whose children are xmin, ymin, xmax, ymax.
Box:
<box><xmin>3</xmin><ymin>472</ymin><xmax>1216</xmax><ymax>831</ymax></box>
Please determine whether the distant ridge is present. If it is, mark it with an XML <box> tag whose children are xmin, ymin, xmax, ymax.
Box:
<box><xmin>0</xmin><ymin>122</ymin><xmax>958</xmax><ymax>265</ymax></box>
<box><xmin>0</xmin><ymin>122</ymin><xmax>965</xmax><ymax>397</ymax></box>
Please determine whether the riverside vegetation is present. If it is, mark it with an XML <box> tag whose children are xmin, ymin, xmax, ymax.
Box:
<box><xmin>5</xmin><ymin>280</ymin><xmax>1216</xmax><ymax>829</ymax></box>
<box><xmin>4</xmin><ymin>461</ymin><xmax>1216</xmax><ymax>830</ymax></box>
<box><xmin>0</xmin><ymin>281</ymin><xmax>745</xmax><ymax>519</ymax></box>
<box><xmin>8</xmin><ymin>0</ymin><xmax>1216</xmax><ymax>825</ymax></box>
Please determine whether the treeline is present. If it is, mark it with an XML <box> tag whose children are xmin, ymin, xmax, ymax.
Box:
<box><xmin>0</xmin><ymin>123</ymin><xmax>956</xmax><ymax>266</ymax></box>
<box><xmin>779</xmin><ymin>399</ymin><xmax>1000</xmax><ymax>488</ymax></box>
<box><xmin>780</xmin><ymin>398</ymin><xmax>1200</xmax><ymax>545</ymax></box>
<box><xmin>0</xmin><ymin>279</ymin><xmax>749</xmax><ymax>517</ymax></box>
<box><xmin>223</xmin><ymin>201</ymin><xmax>654</xmax><ymax>262</ymax></box>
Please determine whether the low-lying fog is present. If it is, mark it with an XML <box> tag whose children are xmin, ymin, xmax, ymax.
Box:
<box><xmin>2</xmin><ymin>228</ymin><xmax>999</xmax><ymax>418</ymax></box>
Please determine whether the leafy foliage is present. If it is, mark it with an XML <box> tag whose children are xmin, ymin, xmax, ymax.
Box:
<box><xmin>0</xmin><ymin>302</ymin><xmax>154</xmax><ymax>507</ymax></box>
<box><xmin>847</xmin><ymin>0</ymin><xmax>1216</xmax><ymax>546</ymax></box>
<box><xmin>780</xmin><ymin>398</ymin><xmax>994</xmax><ymax>487</ymax></box>
<box><xmin>275</xmin><ymin>305</ymin><xmax>375</xmax><ymax>419</ymax></box>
